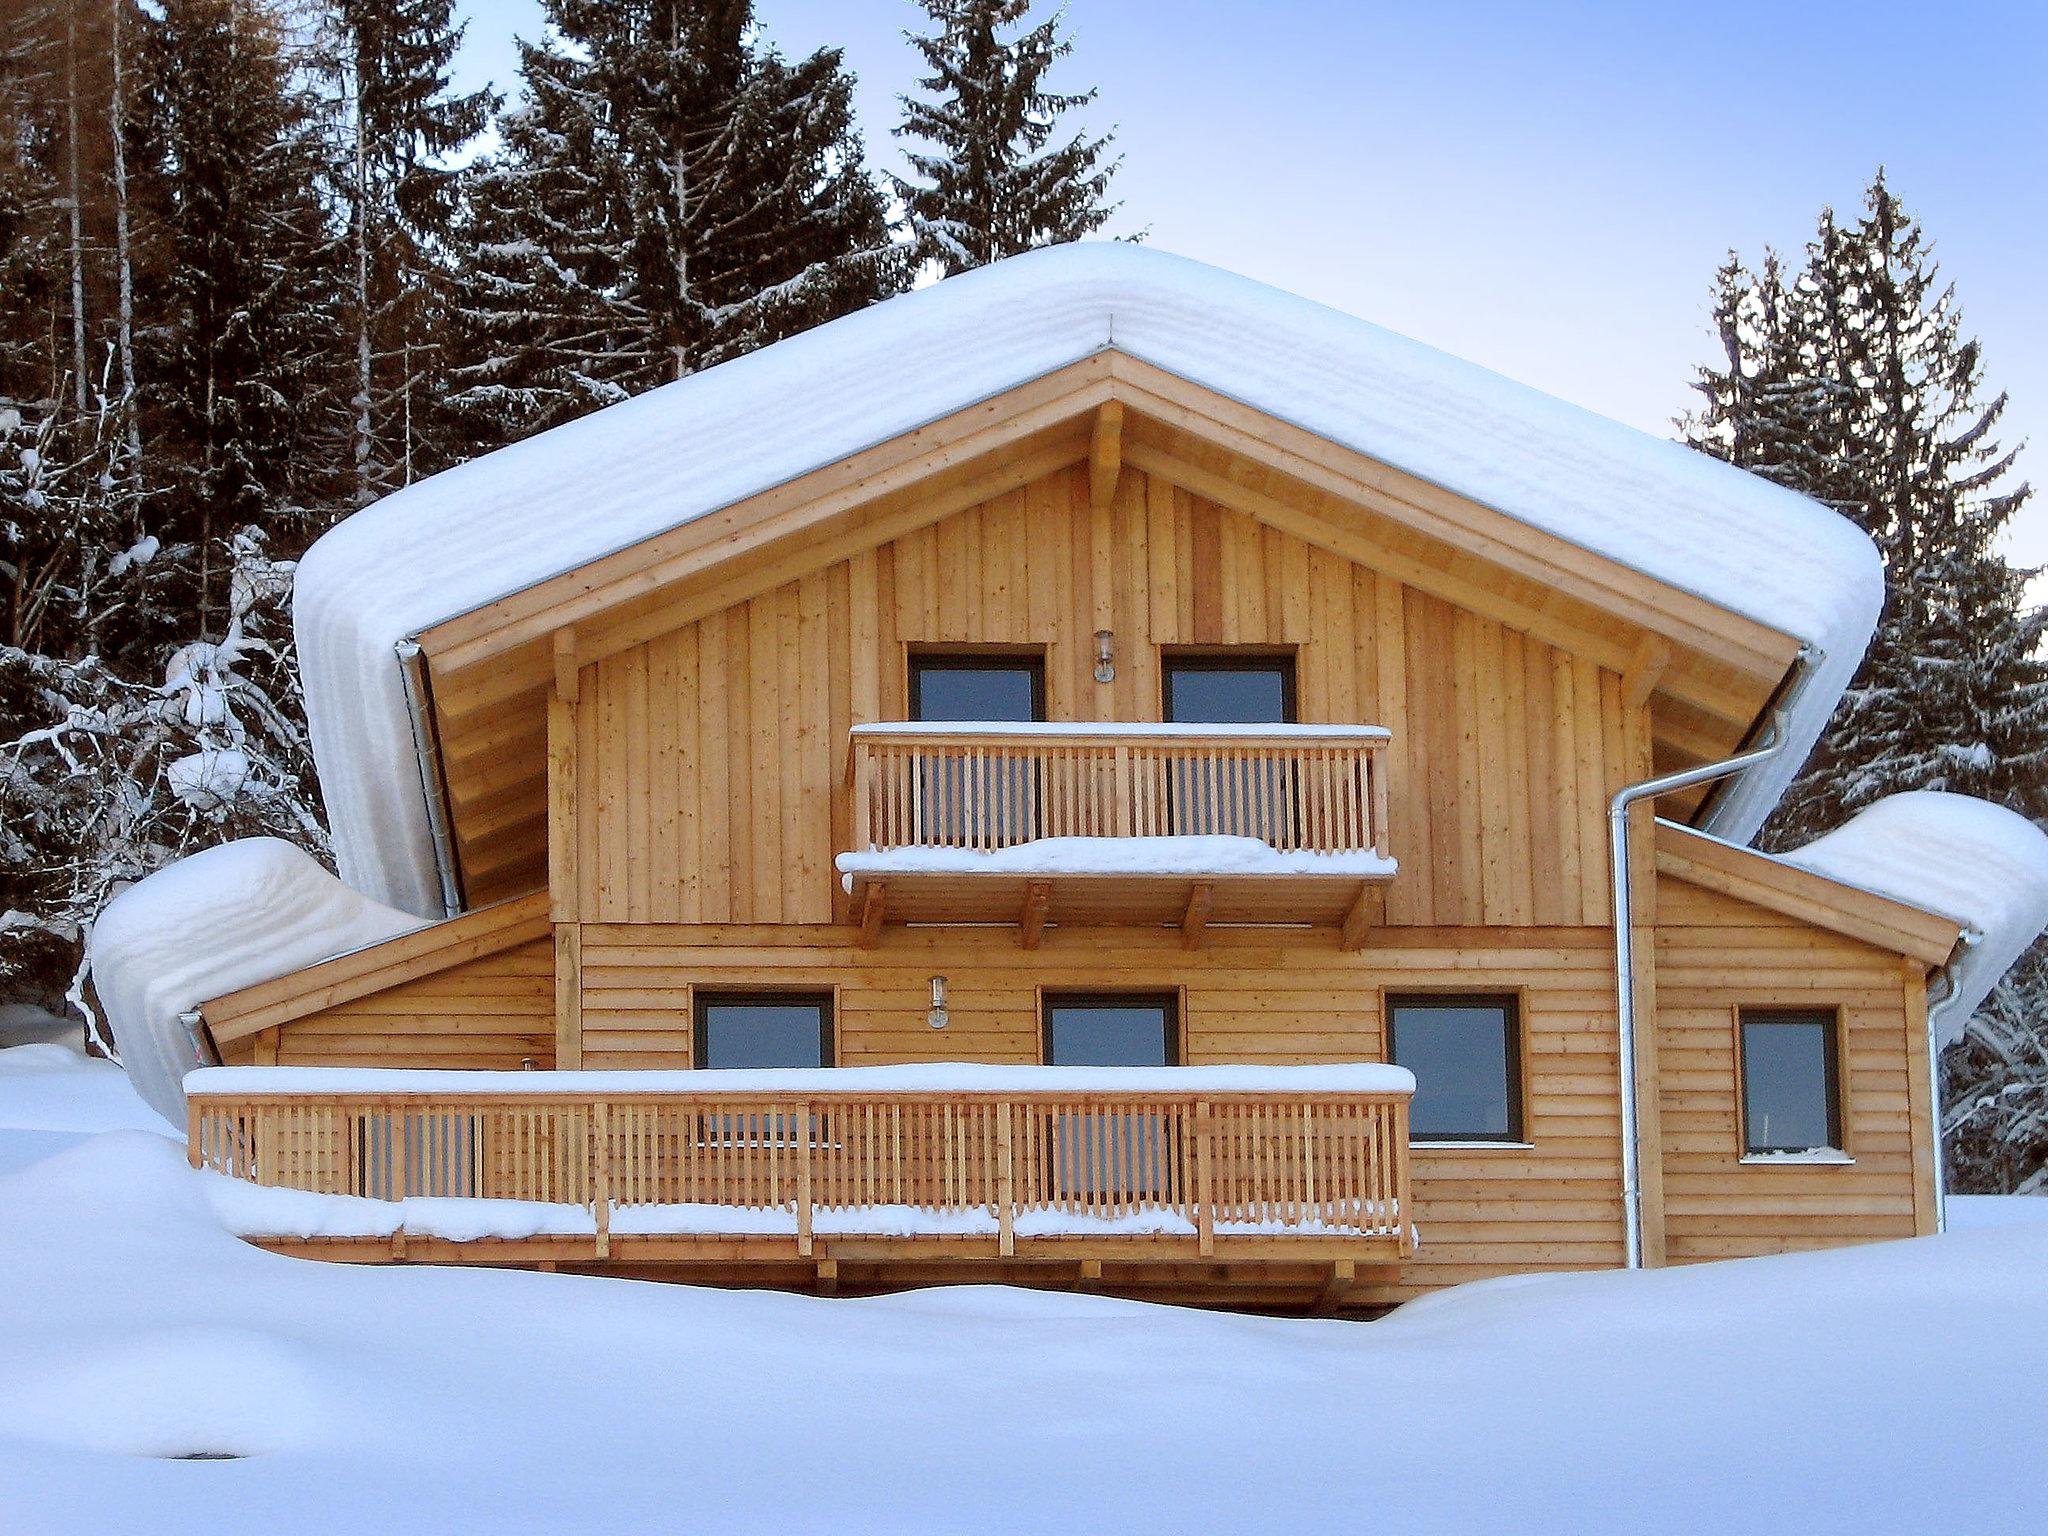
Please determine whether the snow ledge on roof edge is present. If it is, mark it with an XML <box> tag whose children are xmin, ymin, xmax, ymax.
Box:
<box><xmin>291</xmin><ymin>241</ymin><xmax>1882</xmax><ymax>918</ymax></box>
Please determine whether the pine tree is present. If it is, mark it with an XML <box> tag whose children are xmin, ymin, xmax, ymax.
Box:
<box><xmin>451</xmin><ymin>0</ymin><xmax>902</xmax><ymax>445</ymax></box>
<box><xmin>1684</xmin><ymin>173</ymin><xmax>2048</xmax><ymax>1191</ymax></box>
<box><xmin>324</xmin><ymin>0</ymin><xmax>491</xmax><ymax>501</ymax></box>
<box><xmin>133</xmin><ymin>0</ymin><xmax>350</xmax><ymax>635</ymax></box>
<box><xmin>893</xmin><ymin>0</ymin><xmax>1120</xmax><ymax>277</ymax></box>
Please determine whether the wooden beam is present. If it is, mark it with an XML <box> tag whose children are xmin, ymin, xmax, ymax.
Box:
<box><xmin>552</xmin><ymin>627</ymin><xmax>579</xmax><ymax>704</ymax></box>
<box><xmin>554</xmin><ymin>922</ymin><xmax>583</xmax><ymax>1070</ymax></box>
<box><xmin>1313</xmin><ymin>1258</ymin><xmax>1356</xmax><ymax>1315</ymax></box>
<box><xmin>1623</xmin><ymin>634</ymin><xmax>1672</xmax><ymax>712</ymax></box>
<box><xmin>546</xmin><ymin>691</ymin><xmax>578</xmax><ymax>925</ymax></box>
<box><xmin>1089</xmin><ymin>399</ymin><xmax>1124</xmax><ymax>511</ymax></box>
<box><xmin>1340</xmin><ymin>883</ymin><xmax>1376</xmax><ymax>950</ymax></box>
<box><xmin>1180</xmin><ymin>880</ymin><xmax>1214</xmax><ymax>949</ymax></box>
<box><xmin>856</xmin><ymin>881</ymin><xmax>886</xmax><ymax>948</ymax></box>
<box><xmin>1077</xmin><ymin>1258</ymin><xmax>1104</xmax><ymax>1288</ymax></box>
<box><xmin>815</xmin><ymin>1257</ymin><xmax>839</xmax><ymax>1296</ymax></box>
<box><xmin>1019</xmin><ymin>879</ymin><xmax>1052</xmax><ymax>949</ymax></box>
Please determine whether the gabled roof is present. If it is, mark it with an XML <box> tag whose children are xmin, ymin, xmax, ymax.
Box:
<box><xmin>294</xmin><ymin>243</ymin><xmax>1882</xmax><ymax>917</ymax></box>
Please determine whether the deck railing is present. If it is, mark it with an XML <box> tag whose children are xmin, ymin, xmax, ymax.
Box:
<box><xmin>847</xmin><ymin>723</ymin><xmax>1392</xmax><ymax>857</ymax></box>
<box><xmin>189</xmin><ymin>1072</ymin><xmax>1414</xmax><ymax>1261</ymax></box>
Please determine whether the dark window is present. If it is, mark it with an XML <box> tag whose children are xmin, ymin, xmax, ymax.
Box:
<box><xmin>693</xmin><ymin>992</ymin><xmax>833</xmax><ymax>1070</ymax></box>
<box><xmin>1740</xmin><ymin>1009</ymin><xmax>1843</xmax><ymax>1154</ymax></box>
<box><xmin>909</xmin><ymin>653</ymin><xmax>1045</xmax><ymax>723</ymax></box>
<box><xmin>1162</xmin><ymin>653</ymin><xmax>1296</xmax><ymax>726</ymax></box>
<box><xmin>908</xmin><ymin>653</ymin><xmax>1045</xmax><ymax>845</ymax></box>
<box><xmin>1041</xmin><ymin>993</ymin><xmax>1178</xmax><ymax>1199</ymax></box>
<box><xmin>1387</xmin><ymin>994</ymin><xmax>1522</xmax><ymax>1142</ymax></box>
<box><xmin>1043</xmin><ymin>992</ymin><xmax>1180</xmax><ymax>1067</ymax></box>
<box><xmin>1162</xmin><ymin>653</ymin><xmax>1297</xmax><ymax>839</ymax></box>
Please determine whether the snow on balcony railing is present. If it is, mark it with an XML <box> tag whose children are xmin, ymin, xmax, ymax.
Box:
<box><xmin>187</xmin><ymin>1065</ymin><xmax>1415</xmax><ymax>1259</ymax></box>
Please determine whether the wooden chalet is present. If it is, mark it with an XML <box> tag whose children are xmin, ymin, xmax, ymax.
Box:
<box><xmin>113</xmin><ymin>246</ymin><xmax>2029</xmax><ymax>1313</ymax></box>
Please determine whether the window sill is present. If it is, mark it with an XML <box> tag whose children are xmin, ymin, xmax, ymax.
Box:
<box><xmin>1412</xmin><ymin>1140</ymin><xmax>1535</xmax><ymax>1151</ymax></box>
<box><xmin>1740</xmin><ymin>1150</ymin><xmax>1855</xmax><ymax>1166</ymax></box>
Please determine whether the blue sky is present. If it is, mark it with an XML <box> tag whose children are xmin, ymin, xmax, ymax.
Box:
<box><xmin>449</xmin><ymin>0</ymin><xmax>2047</xmax><ymax>570</ymax></box>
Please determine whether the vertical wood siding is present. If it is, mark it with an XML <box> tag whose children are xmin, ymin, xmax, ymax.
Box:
<box><xmin>575</xmin><ymin>465</ymin><xmax>1624</xmax><ymax>929</ymax></box>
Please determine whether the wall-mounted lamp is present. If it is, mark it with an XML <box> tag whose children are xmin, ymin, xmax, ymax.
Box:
<box><xmin>928</xmin><ymin>975</ymin><xmax>950</xmax><ymax>1030</ymax></box>
<box><xmin>1093</xmin><ymin>629</ymin><xmax>1115</xmax><ymax>684</ymax></box>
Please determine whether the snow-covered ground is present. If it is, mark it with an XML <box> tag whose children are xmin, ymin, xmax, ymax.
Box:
<box><xmin>2</xmin><ymin>1041</ymin><xmax>2045</xmax><ymax>1535</ymax></box>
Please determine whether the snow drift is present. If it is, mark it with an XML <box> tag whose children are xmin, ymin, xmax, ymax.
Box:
<box><xmin>88</xmin><ymin>840</ymin><xmax>426</xmax><ymax>1125</ymax></box>
<box><xmin>1784</xmin><ymin>791</ymin><xmax>2048</xmax><ymax>1043</ymax></box>
<box><xmin>293</xmin><ymin>241</ymin><xmax>1882</xmax><ymax>918</ymax></box>
<box><xmin>5</xmin><ymin>1043</ymin><xmax>2048</xmax><ymax>1535</ymax></box>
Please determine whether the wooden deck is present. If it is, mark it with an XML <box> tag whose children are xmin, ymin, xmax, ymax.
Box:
<box><xmin>843</xmin><ymin>724</ymin><xmax>1394</xmax><ymax>943</ymax></box>
<box><xmin>189</xmin><ymin>1076</ymin><xmax>1416</xmax><ymax>1277</ymax></box>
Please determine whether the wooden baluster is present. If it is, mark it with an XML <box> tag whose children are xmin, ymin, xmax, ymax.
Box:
<box><xmin>1194</xmin><ymin>1100</ymin><xmax>1215</xmax><ymax>1257</ymax></box>
<box><xmin>796</xmin><ymin>1101</ymin><xmax>815</xmax><ymax>1257</ymax></box>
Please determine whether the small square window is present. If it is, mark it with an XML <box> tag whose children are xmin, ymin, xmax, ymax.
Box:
<box><xmin>1387</xmin><ymin>994</ymin><xmax>1522</xmax><ymax>1142</ymax></box>
<box><xmin>693</xmin><ymin>992</ymin><xmax>834</xmax><ymax>1071</ymax></box>
<box><xmin>1739</xmin><ymin>1009</ymin><xmax>1843</xmax><ymax>1154</ymax></box>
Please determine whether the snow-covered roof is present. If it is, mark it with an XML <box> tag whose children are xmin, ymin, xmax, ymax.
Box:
<box><xmin>1782</xmin><ymin>792</ymin><xmax>2048</xmax><ymax>1045</ymax></box>
<box><xmin>295</xmin><ymin>241</ymin><xmax>1882</xmax><ymax>918</ymax></box>
<box><xmin>89</xmin><ymin>840</ymin><xmax>425</xmax><ymax>1125</ymax></box>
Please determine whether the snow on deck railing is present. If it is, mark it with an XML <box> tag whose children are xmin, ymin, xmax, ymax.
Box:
<box><xmin>846</xmin><ymin>723</ymin><xmax>1392</xmax><ymax>858</ymax></box>
<box><xmin>187</xmin><ymin>1065</ymin><xmax>1415</xmax><ymax>1259</ymax></box>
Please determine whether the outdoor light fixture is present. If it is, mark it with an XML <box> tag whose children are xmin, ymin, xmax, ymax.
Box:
<box><xmin>928</xmin><ymin>976</ymin><xmax>950</xmax><ymax>1029</ymax></box>
<box><xmin>1094</xmin><ymin>629</ymin><xmax>1115</xmax><ymax>683</ymax></box>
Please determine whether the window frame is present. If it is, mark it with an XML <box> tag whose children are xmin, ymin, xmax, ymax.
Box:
<box><xmin>1384</xmin><ymin>990</ymin><xmax>1527</xmax><ymax>1145</ymax></box>
<box><xmin>1735</xmin><ymin>1006</ymin><xmax>1846</xmax><ymax>1157</ymax></box>
<box><xmin>690</xmin><ymin>989</ymin><xmax>837</xmax><ymax>1072</ymax></box>
<box><xmin>907</xmin><ymin>649</ymin><xmax>1047</xmax><ymax>723</ymax></box>
<box><xmin>1039</xmin><ymin>989</ymin><xmax>1183</xmax><ymax>1068</ymax></box>
<box><xmin>1159</xmin><ymin>648</ymin><xmax>1299</xmax><ymax>725</ymax></box>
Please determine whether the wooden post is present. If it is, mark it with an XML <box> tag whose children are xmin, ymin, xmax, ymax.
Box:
<box><xmin>1394</xmin><ymin>1098</ymin><xmax>1416</xmax><ymax>1257</ymax></box>
<box><xmin>796</xmin><ymin>1109</ymin><xmax>815</xmax><ymax>1258</ymax></box>
<box><xmin>1089</xmin><ymin>400</ymin><xmax>1124</xmax><ymax>511</ymax></box>
<box><xmin>591</xmin><ymin>1099</ymin><xmax>611</xmax><ymax>1260</ymax></box>
<box><xmin>996</xmin><ymin>1103</ymin><xmax>1016</xmax><ymax>1257</ymax></box>
<box><xmin>1194</xmin><ymin>1101</ymin><xmax>1215</xmax><ymax>1258</ymax></box>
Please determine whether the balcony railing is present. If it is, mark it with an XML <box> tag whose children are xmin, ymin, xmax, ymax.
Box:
<box><xmin>847</xmin><ymin>722</ymin><xmax>1392</xmax><ymax>857</ymax></box>
<box><xmin>188</xmin><ymin>1066</ymin><xmax>1415</xmax><ymax>1264</ymax></box>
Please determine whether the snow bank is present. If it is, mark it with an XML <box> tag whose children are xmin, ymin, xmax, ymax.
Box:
<box><xmin>89</xmin><ymin>840</ymin><xmax>427</xmax><ymax>1125</ymax></box>
<box><xmin>186</xmin><ymin>1060</ymin><xmax>1417</xmax><ymax>1098</ymax></box>
<box><xmin>6</xmin><ymin>1054</ymin><xmax>2048</xmax><ymax>1534</ymax></box>
<box><xmin>837</xmin><ymin>834</ymin><xmax>1397</xmax><ymax>883</ymax></box>
<box><xmin>295</xmin><ymin>242</ymin><xmax>1880</xmax><ymax>916</ymax></box>
<box><xmin>1947</xmin><ymin>1194</ymin><xmax>2048</xmax><ymax>1229</ymax></box>
<box><xmin>1782</xmin><ymin>791</ymin><xmax>2048</xmax><ymax>1043</ymax></box>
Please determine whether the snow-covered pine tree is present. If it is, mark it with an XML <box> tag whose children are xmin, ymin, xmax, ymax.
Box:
<box><xmin>0</xmin><ymin>529</ymin><xmax>325</xmax><ymax>1032</ymax></box>
<box><xmin>323</xmin><ymin>0</ymin><xmax>491</xmax><ymax>503</ymax></box>
<box><xmin>132</xmin><ymin>0</ymin><xmax>350</xmax><ymax>638</ymax></box>
<box><xmin>893</xmin><ymin>0</ymin><xmax>1120</xmax><ymax>277</ymax></box>
<box><xmin>451</xmin><ymin>0</ymin><xmax>902</xmax><ymax>446</ymax></box>
<box><xmin>1684</xmin><ymin>172</ymin><xmax>2048</xmax><ymax>1192</ymax></box>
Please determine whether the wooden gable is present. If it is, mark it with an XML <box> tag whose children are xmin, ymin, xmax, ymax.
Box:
<box><xmin>414</xmin><ymin>356</ymin><xmax>1804</xmax><ymax>909</ymax></box>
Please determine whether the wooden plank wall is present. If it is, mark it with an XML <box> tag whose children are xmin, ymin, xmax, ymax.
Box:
<box><xmin>1654</xmin><ymin>876</ymin><xmax>1930</xmax><ymax>1260</ymax></box>
<box><xmin>576</xmin><ymin>922</ymin><xmax>1626</xmax><ymax>1299</ymax></box>
<box><xmin>219</xmin><ymin>940</ymin><xmax>557</xmax><ymax>1070</ymax></box>
<box><xmin>574</xmin><ymin>463</ymin><xmax>1627</xmax><ymax>930</ymax></box>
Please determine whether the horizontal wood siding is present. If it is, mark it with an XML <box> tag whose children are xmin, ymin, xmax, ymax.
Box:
<box><xmin>576</xmin><ymin>921</ymin><xmax>1625</xmax><ymax>1299</ymax></box>
<box><xmin>1654</xmin><ymin>876</ymin><xmax>1930</xmax><ymax>1262</ymax></box>
<box><xmin>221</xmin><ymin>940</ymin><xmax>556</xmax><ymax>1071</ymax></box>
<box><xmin>575</xmin><ymin>464</ymin><xmax>1623</xmax><ymax>930</ymax></box>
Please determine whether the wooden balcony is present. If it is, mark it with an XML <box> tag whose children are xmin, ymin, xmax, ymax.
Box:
<box><xmin>841</xmin><ymin>723</ymin><xmax>1395</xmax><ymax>945</ymax></box>
<box><xmin>188</xmin><ymin>1067</ymin><xmax>1415</xmax><ymax>1273</ymax></box>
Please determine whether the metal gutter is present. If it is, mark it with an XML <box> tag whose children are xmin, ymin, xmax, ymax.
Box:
<box><xmin>1921</xmin><ymin>930</ymin><xmax>1982</xmax><ymax>1235</ymax></box>
<box><xmin>1607</xmin><ymin>645</ymin><xmax>1820</xmax><ymax>1269</ymax></box>
<box><xmin>177</xmin><ymin>1009</ymin><xmax>221</xmax><ymax>1069</ymax></box>
<box><xmin>395</xmin><ymin>639</ymin><xmax>465</xmax><ymax>920</ymax></box>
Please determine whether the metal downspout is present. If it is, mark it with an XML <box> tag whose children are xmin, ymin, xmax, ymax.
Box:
<box><xmin>395</xmin><ymin>639</ymin><xmax>465</xmax><ymax>920</ymax></box>
<box><xmin>1608</xmin><ymin>646</ymin><xmax>1819</xmax><ymax>1269</ymax></box>
<box><xmin>1921</xmin><ymin>931</ymin><xmax>1981</xmax><ymax>1235</ymax></box>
